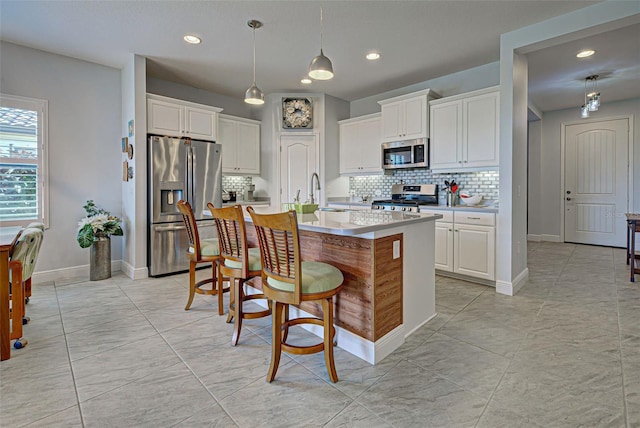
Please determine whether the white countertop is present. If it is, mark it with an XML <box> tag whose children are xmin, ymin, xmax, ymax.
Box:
<box><xmin>246</xmin><ymin>207</ymin><xmax>442</xmax><ymax>236</ymax></box>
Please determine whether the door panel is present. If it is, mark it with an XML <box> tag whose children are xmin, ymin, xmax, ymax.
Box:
<box><xmin>280</xmin><ymin>135</ymin><xmax>318</xmax><ymax>205</ymax></box>
<box><xmin>190</xmin><ymin>140</ymin><xmax>222</xmax><ymax>219</ymax></box>
<box><xmin>565</xmin><ymin>119</ymin><xmax>628</xmax><ymax>246</ymax></box>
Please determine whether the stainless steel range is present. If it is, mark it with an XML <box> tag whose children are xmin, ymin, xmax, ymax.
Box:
<box><xmin>371</xmin><ymin>184</ymin><xmax>439</xmax><ymax>213</ymax></box>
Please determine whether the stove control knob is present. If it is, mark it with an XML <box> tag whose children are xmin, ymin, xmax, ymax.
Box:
<box><xmin>390</xmin><ymin>206</ymin><xmax>395</xmax><ymax>210</ymax></box>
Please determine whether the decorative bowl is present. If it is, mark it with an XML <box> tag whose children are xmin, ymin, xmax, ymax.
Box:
<box><xmin>460</xmin><ymin>194</ymin><xmax>483</xmax><ymax>206</ymax></box>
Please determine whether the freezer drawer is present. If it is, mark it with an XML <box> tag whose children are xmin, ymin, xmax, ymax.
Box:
<box><xmin>149</xmin><ymin>221</ymin><xmax>218</xmax><ymax>277</ymax></box>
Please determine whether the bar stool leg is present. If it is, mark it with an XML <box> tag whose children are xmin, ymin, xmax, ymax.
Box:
<box><xmin>631</xmin><ymin>222</ymin><xmax>636</xmax><ymax>283</ymax></box>
<box><xmin>322</xmin><ymin>297</ymin><xmax>338</xmax><ymax>383</ymax></box>
<box><xmin>267</xmin><ymin>301</ymin><xmax>284</xmax><ymax>383</ymax></box>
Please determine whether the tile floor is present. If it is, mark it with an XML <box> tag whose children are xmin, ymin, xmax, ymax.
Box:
<box><xmin>1</xmin><ymin>242</ymin><xmax>638</xmax><ymax>427</ymax></box>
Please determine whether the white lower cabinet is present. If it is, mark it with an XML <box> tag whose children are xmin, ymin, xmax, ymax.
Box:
<box><xmin>424</xmin><ymin>210</ymin><xmax>495</xmax><ymax>281</ymax></box>
<box><xmin>434</xmin><ymin>221</ymin><xmax>454</xmax><ymax>271</ymax></box>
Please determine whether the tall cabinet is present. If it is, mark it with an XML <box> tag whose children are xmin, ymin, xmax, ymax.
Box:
<box><xmin>429</xmin><ymin>86</ymin><xmax>499</xmax><ymax>172</ymax></box>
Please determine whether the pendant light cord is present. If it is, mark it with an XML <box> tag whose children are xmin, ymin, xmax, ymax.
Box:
<box><xmin>320</xmin><ymin>6</ymin><xmax>324</xmax><ymax>52</ymax></box>
<box><xmin>252</xmin><ymin>25</ymin><xmax>257</xmax><ymax>84</ymax></box>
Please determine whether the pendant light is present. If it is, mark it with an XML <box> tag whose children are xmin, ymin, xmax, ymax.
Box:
<box><xmin>308</xmin><ymin>7</ymin><xmax>334</xmax><ymax>80</ymax></box>
<box><xmin>580</xmin><ymin>77</ymin><xmax>590</xmax><ymax>119</ymax></box>
<box><xmin>587</xmin><ymin>75</ymin><xmax>600</xmax><ymax>111</ymax></box>
<box><xmin>244</xmin><ymin>20</ymin><xmax>264</xmax><ymax>105</ymax></box>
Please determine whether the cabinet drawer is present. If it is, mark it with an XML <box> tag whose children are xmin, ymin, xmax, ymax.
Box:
<box><xmin>422</xmin><ymin>210</ymin><xmax>453</xmax><ymax>222</ymax></box>
<box><xmin>454</xmin><ymin>211</ymin><xmax>495</xmax><ymax>226</ymax></box>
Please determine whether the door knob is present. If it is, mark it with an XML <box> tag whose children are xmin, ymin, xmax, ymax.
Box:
<box><xmin>566</xmin><ymin>190</ymin><xmax>572</xmax><ymax>194</ymax></box>
<box><xmin>566</xmin><ymin>197</ymin><xmax>572</xmax><ymax>201</ymax></box>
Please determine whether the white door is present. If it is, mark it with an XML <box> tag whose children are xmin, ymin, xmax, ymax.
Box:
<box><xmin>280</xmin><ymin>134</ymin><xmax>318</xmax><ymax>205</ymax></box>
<box><xmin>565</xmin><ymin>118</ymin><xmax>629</xmax><ymax>247</ymax></box>
<box><xmin>434</xmin><ymin>222</ymin><xmax>454</xmax><ymax>272</ymax></box>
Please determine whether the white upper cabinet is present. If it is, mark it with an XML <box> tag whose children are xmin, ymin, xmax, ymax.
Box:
<box><xmin>339</xmin><ymin>113</ymin><xmax>382</xmax><ymax>175</ymax></box>
<box><xmin>147</xmin><ymin>94</ymin><xmax>222</xmax><ymax>140</ymax></box>
<box><xmin>378</xmin><ymin>89</ymin><xmax>439</xmax><ymax>143</ymax></box>
<box><xmin>430</xmin><ymin>86</ymin><xmax>499</xmax><ymax>172</ymax></box>
<box><xmin>218</xmin><ymin>114</ymin><xmax>261</xmax><ymax>175</ymax></box>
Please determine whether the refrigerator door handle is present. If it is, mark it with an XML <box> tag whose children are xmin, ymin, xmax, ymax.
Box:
<box><xmin>154</xmin><ymin>224</ymin><xmax>187</xmax><ymax>232</ymax></box>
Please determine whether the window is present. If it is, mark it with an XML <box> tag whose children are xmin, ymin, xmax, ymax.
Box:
<box><xmin>0</xmin><ymin>94</ymin><xmax>48</xmax><ymax>228</ymax></box>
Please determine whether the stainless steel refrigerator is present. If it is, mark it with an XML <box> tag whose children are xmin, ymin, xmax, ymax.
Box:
<box><xmin>148</xmin><ymin>135</ymin><xmax>222</xmax><ymax>276</ymax></box>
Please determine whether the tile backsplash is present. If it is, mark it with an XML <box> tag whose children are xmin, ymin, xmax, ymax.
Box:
<box><xmin>349</xmin><ymin>169</ymin><xmax>499</xmax><ymax>203</ymax></box>
<box><xmin>222</xmin><ymin>175</ymin><xmax>253</xmax><ymax>198</ymax></box>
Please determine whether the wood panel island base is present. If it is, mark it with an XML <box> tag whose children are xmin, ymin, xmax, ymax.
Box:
<box><xmin>243</xmin><ymin>209</ymin><xmax>442</xmax><ymax>364</ymax></box>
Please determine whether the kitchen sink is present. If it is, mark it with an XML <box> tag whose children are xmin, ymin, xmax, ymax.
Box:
<box><xmin>318</xmin><ymin>207</ymin><xmax>355</xmax><ymax>213</ymax></box>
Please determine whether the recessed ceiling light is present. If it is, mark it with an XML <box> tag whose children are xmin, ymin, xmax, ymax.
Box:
<box><xmin>576</xmin><ymin>49</ymin><xmax>595</xmax><ymax>58</ymax></box>
<box><xmin>366</xmin><ymin>52</ymin><xmax>381</xmax><ymax>61</ymax></box>
<box><xmin>301</xmin><ymin>78</ymin><xmax>312</xmax><ymax>84</ymax></box>
<box><xmin>183</xmin><ymin>35</ymin><xmax>202</xmax><ymax>44</ymax></box>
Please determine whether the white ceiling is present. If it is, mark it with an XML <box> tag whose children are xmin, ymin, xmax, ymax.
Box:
<box><xmin>1</xmin><ymin>0</ymin><xmax>637</xmax><ymax>112</ymax></box>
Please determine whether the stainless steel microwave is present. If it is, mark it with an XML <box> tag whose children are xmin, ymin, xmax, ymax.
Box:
<box><xmin>382</xmin><ymin>138</ymin><xmax>428</xmax><ymax>169</ymax></box>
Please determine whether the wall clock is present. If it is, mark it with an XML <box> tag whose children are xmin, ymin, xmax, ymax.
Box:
<box><xmin>282</xmin><ymin>98</ymin><xmax>313</xmax><ymax>129</ymax></box>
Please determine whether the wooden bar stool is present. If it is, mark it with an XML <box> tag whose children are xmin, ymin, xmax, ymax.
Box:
<box><xmin>626</xmin><ymin>213</ymin><xmax>640</xmax><ymax>282</ymax></box>
<box><xmin>247</xmin><ymin>207</ymin><xmax>344</xmax><ymax>383</ymax></box>
<box><xmin>208</xmin><ymin>203</ymin><xmax>270</xmax><ymax>346</ymax></box>
<box><xmin>177</xmin><ymin>200</ymin><xmax>229</xmax><ymax>314</ymax></box>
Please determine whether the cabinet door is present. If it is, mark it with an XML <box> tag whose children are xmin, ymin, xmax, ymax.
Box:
<box><xmin>218</xmin><ymin>117</ymin><xmax>237</xmax><ymax>173</ymax></box>
<box><xmin>453</xmin><ymin>224</ymin><xmax>495</xmax><ymax>280</ymax></box>
<box><xmin>403</xmin><ymin>96</ymin><xmax>427</xmax><ymax>139</ymax></box>
<box><xmin>381</xmin><ymin>101</ymin><xmax>403</xmax><ymax>141</ymax></box>
<box><xmin>360</xmin><ymin>117</ymin><xmax>382</xmax><ymax>172</ymax></box>
<box><xmin>430</xmin><ymin>101</ymin><xmax>463</xmax><ymax>170</ymax></box>
<box><xmin>148</xmin><ymin>99</ymin><xmax>183</xmax><ymax>137</ymax></box>
<box><xmin>464</xmin><ymin>91</ymin><xmax>499</xmax><ymax>168</ymax></box>
<box><xmin>434</xmin><ymin>222</ymin><xmax>454</xmax><ymax>272</ymax></box>
<box><xmin>339</xmin><ymin>121</ymin><xmax>363</xmax><ymax>174</ymax></box>
<box><xmin>185</xmin><ymin>106</ymin><xmax>216</xmax><ymax>140</ymax></box>
<box><xmin>236</xmin><ymin>121</ymin><xmax>260</xmax><ymax>174</ymax></box>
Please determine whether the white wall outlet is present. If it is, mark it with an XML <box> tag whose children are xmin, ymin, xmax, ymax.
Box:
<box><xmin>393</xmin><ymin>240</ymin><xmax>400</xmax><ymax>259</ymax></box>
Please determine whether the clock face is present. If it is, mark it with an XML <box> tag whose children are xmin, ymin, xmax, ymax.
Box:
<box><xmin>282</xmin><ymin>98</ymin><xmax>313</xmax><ymax>129</ymax></box>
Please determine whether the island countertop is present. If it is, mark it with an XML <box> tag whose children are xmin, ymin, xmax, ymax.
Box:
<box><xmin>245</xmin><ymin>207</ymin><xmax>442</xmax><ymax>236</ymax></box>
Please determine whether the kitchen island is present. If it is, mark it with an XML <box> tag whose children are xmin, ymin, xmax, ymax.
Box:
<box><xmin>243</xmin><ymin>208</ymin><xmax>442</xmax><ymax>364</ymax></box>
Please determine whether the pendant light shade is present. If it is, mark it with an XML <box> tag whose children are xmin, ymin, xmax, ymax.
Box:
<box><xmin>579</xmin><ymin>75</ymin><xmax>601</xmax><ymax>117</ymax></box>
<box><xmin>308</xmin><ymin>7</ymin><xmax>334</xmax><ymax>80</ymax></box>
<box><xmin>245</xmin><ymin>20</ymin><xmax>264</xmax><ymax>105</ymax></box>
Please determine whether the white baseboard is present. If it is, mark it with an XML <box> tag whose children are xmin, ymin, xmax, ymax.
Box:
<box><xmin>246</xmin><ymin>284</ymin><xmax>405</xmax><ymax>365</ymax></box>
<box><xmin>121</xmin><ymin>260</ymin><xmax>148</xmax><ymax>280</ymax></box>
<box><xmin>496</xmin><ymin>267</ymin><xmax>529</xmax><ymax>296</ymax></box>
<box><xmin>527</xmin><ymin>234</ymin><xmax>561</xmax><ymax>243</ymax></box>
<box><xmin>32</xmin><ymin>260</ymin><xmax>122</xmax><ymax>285</ymax></box>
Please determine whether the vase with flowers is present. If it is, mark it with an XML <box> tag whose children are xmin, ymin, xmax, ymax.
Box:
<box><xmin>77</xmin><ymin>200</ymin><xmax>123</xmax><ymax>280</ymax></box>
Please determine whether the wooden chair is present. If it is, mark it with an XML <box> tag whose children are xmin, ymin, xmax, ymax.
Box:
<box><xmin>23</xmin><ymin>222</ymin><xmax>44</xmax><ymax>302</ymax></box>
<box><xmin>247</xmin><ymin>207</ymin><xmax>344</xmax><ymax>383</ymax></box>
<box><xmin>8</xmin><ymin>227</ymin><xmax>44</xmax><ymax>348</ymax></box>
<box><xmin>177</xmin><ymin>200</ymin><xmax>228</xmax><ymax>314</ymax></box>
<box><xmin>207</xmin><ymin>204</ymin><xmax>270</xmax><ymax>346</ymax></box>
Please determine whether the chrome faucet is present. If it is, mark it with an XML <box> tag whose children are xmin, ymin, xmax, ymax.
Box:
<box><xmin>310</xmin><ymin>172</ymin><xmax>321</xmax><ymax>204</ymax></box>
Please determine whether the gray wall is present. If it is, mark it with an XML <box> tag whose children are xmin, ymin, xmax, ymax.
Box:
<box><xmin>529</xmin><ymin>97</ymin><xmax>640</xmax><ymax>239</ymax></box>
<box><xmin>0</xmin><ymin>41</ymin><xmax>122</xmax><ymax>274</ymax></box>
<box><xmin>323</xmin><ymin>95</ymin><xmax>350</xmax><ymax>198</ymax></box>
<box><xmin>350</xmin><ymin>62</ymin><xmax>500</xmax><ymax>117</ymax></box>
<box><xmin>147</xmin><ymin>77</ymin><xmax>260</xmax><ymax>120</ymax></box>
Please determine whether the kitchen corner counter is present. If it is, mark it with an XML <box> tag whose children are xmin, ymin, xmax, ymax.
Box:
<box><xmin>243</xmin><ymin>205</ymin><xmax>438</xmax><ymax>364</ymax></box>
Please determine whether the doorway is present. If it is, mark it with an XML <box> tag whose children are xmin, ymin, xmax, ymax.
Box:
<box><xmin>564</xmin><ymin>117</ymin><xmax>629</xmax><ymax>247</ymax></box>
<box><xmin>279</xmin><ymin>134</ymin><xmax>319</xmax><ymax>206</ymax></box>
